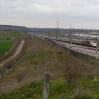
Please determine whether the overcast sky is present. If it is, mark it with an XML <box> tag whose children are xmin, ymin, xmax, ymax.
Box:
<box><xmin>0</xmin><ymin>0</ymin><xmax>99</xmax><ymax>29</ymax></box>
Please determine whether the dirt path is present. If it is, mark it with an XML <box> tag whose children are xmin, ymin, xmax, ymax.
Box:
<box><xmin>0</xmin><ymin>40</ymin><xmax>24</xmax><ymax>67</ymax></box>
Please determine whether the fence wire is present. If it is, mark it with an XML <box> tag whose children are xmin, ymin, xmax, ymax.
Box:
<box><xmin>54</xmin><ymin>92</ymin><xmax>78</xmax><ymax>99</ymax></box>
<box><xmin>15</xmin><ymin>84</ymin><xmax>43</xmax><ymax>99</ymax></box>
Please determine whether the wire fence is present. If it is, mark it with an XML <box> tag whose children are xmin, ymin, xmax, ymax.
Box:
<box><xmin>55</xmin><ymin>93</ymin><xmax>78</xmax><ymax>99</ymax></box>
<box><xmin>15</xmin><ymin>73</ymin><xmax>49</xmax><ymax>99</ymax></box>
<box><xmin>0</xmin><ymin>55</ymin><xmax>25</xmax><ymax>78</ymax></box>
<box><xmin>15</xmin><ymin>84</ymin><xmax>43</xmax><ymax>99</ymax></box>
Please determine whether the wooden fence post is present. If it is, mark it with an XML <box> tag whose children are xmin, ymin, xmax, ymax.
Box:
<box><xmin>43</xmin><ymin>73</ymin><xmax>50</xmax><ymax>99</ymax></box>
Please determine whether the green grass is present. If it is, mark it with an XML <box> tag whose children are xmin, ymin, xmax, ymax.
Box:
<box><xmin>1</xmin><ymin>77</ymin><xmax>99</xmax><ymax>99</ymax></box>
<box><xmin>0</xmin><ymin>30</ymin><xmax>25</xmax><ymax>39</ymax></box>
<box><xmin>0</xmin><ymin>80</ymin><xmax>44</xmax><ymax>99</ymax></box>
<box><xmin>0</xmin><ymin>40</ymin><xmax>14</xmax><ymax>56</ymax></box>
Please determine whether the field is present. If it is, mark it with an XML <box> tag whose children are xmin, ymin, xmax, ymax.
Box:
<box><xmin>0</xmin><ymin>37</ymin><xmax>99</xmax><ymax>98</ymax></box>
<box><xmin>0</xmin><ymin>30</ymin><xmax>26</xmax><ymax>56</ymax></box>
<box><xmin>0</xmin><ymin>30</ymin><xmax>25</xmax><ymax>39</ymax></box>
<box><xmin>0</xmin><ymin>40</ymin><xmax>14</xmax><ymax>56</ymax></box>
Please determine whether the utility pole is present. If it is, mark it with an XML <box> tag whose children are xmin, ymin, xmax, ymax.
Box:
<box><xmin>79</xmin><ymin>29</ymin><xmax>81</xmax><ymax>41</ymax></box>
<box><xmin>70</xmin><ymin>24</ymin><xmax>72</xmax><ymax>48</ymax></box>
<box><xmin>96</xmin><ymin>32</ymin><xmax>98</xmax><ymax>58</ymax></box>
<box><xmin>56</xmin><ymin>21</ymin><xmax>58</xmax><ymax>42</ymax></box>
<box><xmin>70</xmin><ymin>24</ymin><xmax>71</xmax><ymax>29</ymax></box>
<box><xmin>88</xmin><ymin>31</ymin><xmax>90</xmax><ymax>40</ymax></box>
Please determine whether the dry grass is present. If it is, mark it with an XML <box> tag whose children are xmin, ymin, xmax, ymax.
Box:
<box><xmin>0</xmin><ymin>37</ymin><xmax>63</xmax><ymax>93</ymax></box>
<box><xmin>0</xmin><ymin>37</ymin><xmax>99</xmax><ymax>94</ymax></box>
<box><xmin>58</xmin><ymin>52</ymin><xmax>98</xmax><ymax>83</ymax></box>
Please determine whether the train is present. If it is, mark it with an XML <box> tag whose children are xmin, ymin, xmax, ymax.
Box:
<box><xmin>69</xmin><ymin>40</ymin><xmax>97</xmax><ymax>47</ymax></box>
<box><xmin>44</xmin><ymin>36</ymin><xmax>97</xmax><ymax>47</ymax></box>
<box><xmin>56</xmin><ymin>38</ymin><xmax>97</xmax><ymax>47</ymax></box>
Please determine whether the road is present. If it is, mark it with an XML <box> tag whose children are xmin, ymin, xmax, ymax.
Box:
<box><xmin>0</xmin><ymin>40</ymin><xmax>24</xmax><ymax>67</ymax></box>
<box><xmin>56</xmin><ymin>41</ymin><xmax>99</xmax><ymax>58</ymax></box>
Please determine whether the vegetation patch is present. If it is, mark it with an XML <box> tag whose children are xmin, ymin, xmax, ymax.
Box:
<box><xmin>0</xmin><ymin>37</ymin><xmax>99</xmax><ymax>98</ymax></box>
<box><xmin>0</xmin><ymin>40</ymin><xmax>14</xmax><ymax>56</ymax></box>
<box><xmin>0</xmin><ymin>30</ymin><xmax>25</xmax><ymax>39</ymax></box>
<box><xmin>1</xmin><ymin>77</ymin><xmax>99</xmax><ymax>99</ymax></box>
<box><xmin>0</xmin><ymin>80</ymin><xmax>43</xmax><ymax>99</ymax></box>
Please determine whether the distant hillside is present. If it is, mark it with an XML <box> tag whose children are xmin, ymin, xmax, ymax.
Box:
<box><xmin>0</xmin><ymin>30</ymin><xmax>25</xmax><ymax>39</ymax></box>
<box><xmin>0</xmin><ymin>24</ymin><xmax>99</xmax><ymax>33</ymax></box>
<box><xmin>0</xmin><ymin>25</ymin><xmax>28</xmax><ymax>31</ymax></box>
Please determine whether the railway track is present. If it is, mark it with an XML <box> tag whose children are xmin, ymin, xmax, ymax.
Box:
<box><xmin>56</xmin><ymin>41</ymin><xmax>99</xmax><ymax>58</ymax></box>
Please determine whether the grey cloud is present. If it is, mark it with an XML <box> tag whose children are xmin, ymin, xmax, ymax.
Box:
<box><xmin>0</xmin><ymin>0</ymin><xmax>99</xmax><ymax>28</ymax></box>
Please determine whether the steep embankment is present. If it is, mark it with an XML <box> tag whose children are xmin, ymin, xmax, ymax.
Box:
<box><xmin>0</xmin><ymin>37</ymin><xmax>99</xmax><ymax>99</ymax></box>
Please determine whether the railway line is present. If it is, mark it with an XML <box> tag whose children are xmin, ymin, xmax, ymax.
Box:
<box><xmin>41</xmin><ymin>35</ymin><xmax>98</xmax><ymax>58</ymax></box>
<box><xmin>56</xmin><ymin>41</ymin><xmax>99</xmax><ymax>58</ymax></box>
<box><xmin>36</xmin><ymin>34</ymin><xmax>99</xmax><ymax>58</ymax></box>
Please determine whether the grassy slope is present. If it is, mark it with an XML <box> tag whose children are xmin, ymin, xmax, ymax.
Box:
<box><xmin>0</xmin><ymin>30</ymin><xmax>25</xmax><ymax>39</ymax></box>
<box><xmin>0</xmin><ymin>38</ymin><xmax>99</xmax><ymax>98</ymax></box>
<box><xmin>0</xmin><ymin>40</ymin><xmax>14</xmax><ymax>56</ymax></box>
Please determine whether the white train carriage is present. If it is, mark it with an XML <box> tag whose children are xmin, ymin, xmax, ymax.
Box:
<box><xmin>90</xmin><ymin>40</ymin><xmax>97</xmax><ymax>47</ymax></box>
<box><xmin>82</xmin><ymin>40</ymin><xmax>97</xmax><ymax>47</ymax></box>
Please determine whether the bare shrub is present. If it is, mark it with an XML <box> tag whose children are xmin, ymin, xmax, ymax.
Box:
<box><xmin>59</xmin><ymin>52</ymin><xmax>84</xmax><ymax>83</ymax></box>
<box><xmin>58</xmin><ymin>50</ymin><xmax>98</xmax><ymax>84</ymax></box>
<box><xmin>16</xmin><ymin>72</ymin><xmax>24</xmax><ymax>83</ymax></box>
<box><xmin>16</xmin><ymin>70</ymin><xmax>25</xmax><ymax>83</ymax></box>
<box><xmin>0</xmin><ymin>75</ymin><xmax>4</xmax><ymax>83</ymax></box>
